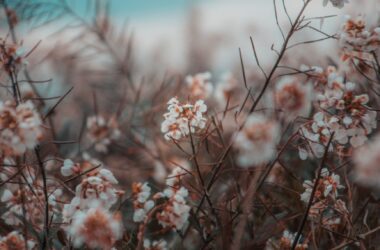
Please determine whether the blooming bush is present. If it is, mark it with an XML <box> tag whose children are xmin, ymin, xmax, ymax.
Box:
<box><xmin>0</xmin><ymin>0</ymin><xmax>380</xmax><ymax>249</ymax></box>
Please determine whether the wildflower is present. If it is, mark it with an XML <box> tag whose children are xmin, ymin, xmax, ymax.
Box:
<box><xmin>339</xmin><ymin>15</ymin><xmax>380</xmax><ymax>59</ymax></box>
<box><xmin>67</xmin><ymin>207</ymin><xmax>123</xmax><ymax>249</ymax></box>
<box><xmin>274</xmin><ymin>76</ymin><xmax>312</xmax><ymax>118</ymax></box>
<box><xmin>0</xmin><ymin>231</ymin><xmax>36</xmax><ymax>250</ymax></box>
<box><xmin>62</xmin><ymin>165</ymin><xmax>123</xmax><ymax>225</ymax></box>
<box><xmin>74</xmin><ymin>173</ymin><xmax>120</xmax><ymax>210</ymax></box>
<box><xmin>161</xmin><ymin>97</ymin><xmax>207</xmax><ymax>141</ymax></box>
<box><xmin>0</xmin><ymin>100</ymin><xmax>43</xmax><ymax>156</ymax></box>
<box><xmin>186</xmin><ymin>72</ymin><xmax>213</xmax><ymax>99</ymax></box>
<box><xmin>61</xmin><ymin>159</ymin><xmax>81</xmax><ymax>176</ymax></box>
<box><xmin>132</xmin><ymin>182</ymin><xmax>155</xmax><ymax>222</ymax></box>
<box><xmin>298</xmin><ymin>66</ymin><xmax>377</xmax><ymax>159</ymax></box>
<box><xmin>143</xmin><ymin>239</ymin><xmax>168</xmax><ymax>250</ymax></box>
<box><xmin>1</xmin><ymin>180</ymin><xmax>61</xmax><ymax>229</ymax></box>
<box><xmin>235</xmin><ymin>114</ymin><xmax>280</xmax><ymax>167</ymax></box>
<box><xmin>279</xmin><ymin>230</ymin><xmax>308</xmax><ymax>250</ymax></box>
<box><xmin>0</xmin><ymin>41</ymin><xmax>27</xmax><ymax>72</ymax></box>
<box><xmin>300</xmin><ymin>168</ymin><xmax>344</xmax><ymax>203</ymax></box>
<box><xmin>86</xmin><ymin>115</ymin><xmax>121</xmax><ymax>152</ymax></box>
<box><xmin>156</xmin><ymin>186</ymin><xmax>191</xmax><ymax>230</ymax></box>
<box><xmin>353</xmin><ymin>134</ymin><xmax>380</xmax><ymax>189</ymax></box>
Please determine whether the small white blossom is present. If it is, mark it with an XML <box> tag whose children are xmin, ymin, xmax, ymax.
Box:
<box><xmin>161</xmin><ymin>97</ymin><xmax>207</xmax><ymax>141</ymax></box>
<box><xmin>235</xmin><ymin>114</ymin><xmax>280</xmax><ymax>167</ymax></box>
<box><xmin>186</xmin><ymin>72</ymin><xmax>213</xmax><ymax>99</ymax></box>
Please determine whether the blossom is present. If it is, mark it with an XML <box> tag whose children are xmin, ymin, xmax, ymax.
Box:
<box><xmin>186</xmin><ymin>72</ymin><xmax>213</xmax><ymax>99</ymax></box>
<box><xmin>298</xmin><ymin>66</ymin><xmax>377</xmax><ymax>159</ymax></box>
<box><xmin>300</xmin><ymin>168</ymin><xmax>344</xmax><ymax>203</ymax></box>
<box><xmin>132</xmin><ymin>182</ymin><xmax>155</xmax><ymax>223</ymax></box>
<box><xmin>74</xmin><ymin>173</ymin><xmax>120</xmax><ymax>210</ymax></box>
<box><xmin>67</xmin><ymin>207</ymin><xmax>123</xmax><ymax>249</ymax></box>
<box><xmin>61</xmin><ymin>159</ymin><xmax>81</xmax><ymax>176</ymax></box>
<box><xmin>274</xmin><ymin>76</ymin><xmax>312</xmax><ymax>118</ymax></box>
<box><xmin>0</xmin><ymin>231</ymin><xmax>36</xmax><ymax>250</ymax></box>
<box><xmin>339</xmin><ymin>15</ymin><xmax>380</xmax><ymax>57</ymax></box>
<box><xmin>156</xmin><ymin>186</ymin><xmax>191</xmax><ymax>230</ymax></box>
<box><xmin>161</xmin><ymin>97</ymin><xmax>207</xmax><ymax>141</ymax></box>
<box><xmin>0</xmin><ymin>41</ymin><xmax>27</xmax><ymax>72</ymax></box>
<box><xmin>0</xmin><ymin>100</ymin><xmax>43</xmax><ymax>156</ymax></box>
<box><xmin>1</xmin><ymin>179</ymin><xmax>62</xmax><ymax>229</ymax></box>
<box><xmin>62</xmin><ymin>165</ymin><xmax>123</xmax><ymax>225</ymax></box>
<box><xmin>143</xmin><ymin>239</ymin><xmax>168</xmax><ymax>250</ymax></box>
<box><xmin>353</xmin><ymin>134</ymin><xmax>380</xmax><ymax>189</ymax></box>
<box><xmin>278</xmin><ymin>230</ymin><xmax>308</xmax><ymax>250</ymax></box>
<box><xmin>86</xmin><ymin>115</ymin><xmax>121</xmax><ymax>152</ymax></box>
<box><xmin>235</xmin><ymin>114</ymin><xmax>280</xmax><ymax>167</ymax></box>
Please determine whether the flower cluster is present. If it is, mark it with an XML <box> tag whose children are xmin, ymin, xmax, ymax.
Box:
<box><xmin>161</xmin><ymin>97</ymin><xmax>207</xmax><ymax>141</ymax></box>
<box><xmin>353</xmin><ymin>134</ymin><xmax>380</xmax><ymax>189</ymax></box>
<box><xmin>60</xmin><ymin>154</ymin><xmax>102</xmax><ymax>177</ymax></box>
<box><xmin>132</xmin><ymin>165</ymin><xmax>191</xmax><ymax>233</ymax></box>
<box><xmin>1</xmin><ymin>174</ymin><xmax>62</xmax><ymax>230</ymax></box>
<box><xmin>67</xmin><ymin>207</ymin><xmax>123</xmax><ymax>249</ymax></box>
<box><xmin>339</xmin><ymin>15</ymin><xmax>380</xmax><ymax>62</ymax></box>
<box><xmin>279</xmin><ymin>230</ymin><xmax>308</xmax><ymax>250</ymax></box>
<box><xmin>143</xmin><ymin>239</ymin><xmax>168</xmax><ymax>250</ymax></box>
<box><xmin>274</xmin><ymin>76</ymin><xmax>312</xmax><ymax>119</ymax></box>
<box><xmin>0</xmin><ymin>100</ymin><xmax>43</xmax><ymax>156</ymax></box>
<box><xmin>0</xmin><ymin>231</ymin><xmax>36</xmax><ymax>250</ymax></box>
<box><xmin>235</xmin><ymin>114</ymin><xmax>280</xmax><ymax>167</ymax></box>
<box><xmin>86</xmin><ymin>115</ymin><xmax>121</xmax><ymax>152</ymax></box>
<box><xmin>62</xmin><ymin>163</ymin><xmax>124</xmax><ymax>248</ymax></box>
<box><xmin>63</xmin><ymin>168</ymin><xmax>122</xmax><ymax>215</ymax></box>
<box><xmin>0</xmin><ymin>40</ymin><xmax>27</xmax><ymax>72</ymax></box>
<box><xmin>300</xmin><ymin>168</ymin><xmax>347</xmax><ymax>228</ymax></box>
<box><xmin>155</xmin><ymin>186</ymin><xmax>191</xmax><ymax>230</ymax></box>
<box><xmin>132</xmin><ymin>182</ymin><xmax>155</xmax><ymax>222</ymax></box>
<box><xmin>300</xmin><ymin>168</ymin><xmax>344</xmax><ymax>203</ymax></box>
<box><xmin>186</xmin><ymin>72</ymin><xmax>213</xmax><ymax>99</ymax></box>
<box><xmin>299</xmin><ymin>66</ymin><xmax>376</xmax><ymax>159</ymax></box>
<box><xmin>156</xmin><ymin>166</ymin><xmax>190</xmax><ymax>230</ymax></box>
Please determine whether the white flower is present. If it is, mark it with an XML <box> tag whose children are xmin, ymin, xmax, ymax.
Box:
<box><xmin>274</xmin><ymin>76</ymin><xmax>312</xmax><ymax>118</ymax></box>
<box><xmin>161</xmin><ymin>97</ymin><xmax>207</xmax><ymax>141</ymax></box>
<box><xmin>235</xmin><ymin>114</ymin><xmax>280</xmax><ymax>167</ymax></box>
<box><xmin>132</xmin><ymin>182</ymin><xmax>155</xmax><ymax>223</ymax></box>
<box><xmin>0</xmin><ymin>100</ymin><xmax>43</xmax><ymax>156</ymax></box>
<box><xmin>279</xmin><ymin>230</ymin><xmax>308</xmax><ymax>249</ymax></box>
<box><xmin>99</xmin><ymin>168</ymin><xmax>118</xmax><ymax>184</ymax></box>
<box><xmin>143</xmin><ymin>239</ymin><xmax>168</xmax><ymax>250</ymax></box>
<box><xmin>61</xmin><ymin>159</ymin><xmax>75</xmax><ymax>176</ymax></box>
<box><xmin>186</xmin><ymin>72</ymin><xmax>213</xmax><ymax>98</ymax></box>
<box><xmin>0</xmin><ymin>231</ymin><xmax>36</xmax><ymax>250</ymax></box>
<box><xmin>67</xmin><ymin>207</ymin><xmax>123</xmax><ymax>249</ymax></box>
<box><xmin>300</xmin><ymin>169</ymin><xmax>344</xmax><ymax>203</ymax></box>
<box><xmin>157</xmin><ymin>186</ymin><xmax>191</xmax><ymax>230</ymax></box>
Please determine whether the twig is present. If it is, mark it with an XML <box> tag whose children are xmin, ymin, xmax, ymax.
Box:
<box><xmin>291</xmin><ymin>132</ymin><xmax>335</xmax><ymax>250</ymax></box>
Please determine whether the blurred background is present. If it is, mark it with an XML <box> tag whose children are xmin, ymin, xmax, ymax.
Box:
<box><xmin>8</xmin><ymin>0</ymin><xmax>380</xmax><ymax>74</ymax></box>
<box><xmin>1</xmin><ymin>0</ymin><xmax>380</xmax><ymax>175</ymax></box>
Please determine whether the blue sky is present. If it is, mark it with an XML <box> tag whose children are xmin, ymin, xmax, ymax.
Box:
<box><xmin>66</xmin><ymin>0</ymin><xmax>203</xmax><ymax>20</ymax></box>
